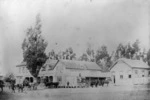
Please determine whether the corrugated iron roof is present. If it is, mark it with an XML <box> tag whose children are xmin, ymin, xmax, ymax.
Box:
<box><xmin>110</xmin><ymin>58</ymin><xmax>150</xmax><ymax>70</ymax></box>
<box><xmin>17</xmin><ymin>59</ymin><xmax>103</xmax><ymax>71</ymax></box>
<box><xmin>43</xmin><ymin>59</ymin><xmax>103</xmax><ymax>71</ymax></box>
<box><xmin>59</xmin><ymin>60</ymin><xmax>102</xmax><ymax>71</ymax></box>
<box><xmin>44</xmin><ymin>59</ymin><xmax>58</xmax><ymax>70</ymax></box>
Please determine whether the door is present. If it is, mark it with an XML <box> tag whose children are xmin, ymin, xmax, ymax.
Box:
<box><xmin>113</xmin><ymin>75</ymin><xmax>116</xmax><ymax>84</ymax></box>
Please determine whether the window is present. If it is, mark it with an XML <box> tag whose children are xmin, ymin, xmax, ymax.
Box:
<box><xmin>135</xmin><ymin>70</ymin><xmax>138</xmax><ymax>74</ymax></box>
<box><xmin>22</xmin><ymin>67</ymin><xmax>25</xmax><ymax>73</ymax></box>
<box><xmin>41</xmin><ymin>66</ymin><xmax>46</xmax><ymax>71</ymax></box>
<box><xmin>48</xmin><ymin>65</ymin><xmax>53</xmax><ymax>70</ymax></box>
<box><xmin>120</xmin><ymin>75</ymin><xmax>123</xmax><ymax>79</ymax></box>
<box><xmin>45</xmin><ymin>76</ymin><xmax>49</xmax><ymax>82</ymax></box>
<box><xmin>142</xmin><ymin>75</ymin><xmax>144</xmax><ymax>77</ymax></box>
<box><xmin>37</xmin><ymin>77</ymin><xmax>41</xmax><ymax>83</ymax></box>
<box><xmin>79</xmin><ymin>73</ymin><xmax>81</xmax><ymax>77</ymax></box>
<box><xmin>128</xmin><ymin>75</ymin><xmax>132</xmax><ymax>78</ymax></box>
<box><xmin>25</xmin><ymin>77</ymin><xmax>29</xmax><ymax>81</ymax></box>
<box><xmin>57</xmin><ymin>76</ymin><xmax>62</xmax><ymax>82</ymax></box>
<box><xmin>149</xmin><ymin>71</ymin><xmax>150</xmax><ymax>76</ymax></box>
<box><xmin>19</xmin><ymin>67</ymin><xmax>21</xmax><ymax>73</ymax></box>
<box><xmin>30</xmin><ymin>77</ymin><xmax>33</xmax><ymax>83</ymax></box>
<box><xmin>49</xmin><ymin>76</ymin><xmax>53</xmax><ymax>82</ymax></box>
<box><xmin>142</xmin><ymin>70</ymin><xmax>145</xmax><ymax>73</ymax></box>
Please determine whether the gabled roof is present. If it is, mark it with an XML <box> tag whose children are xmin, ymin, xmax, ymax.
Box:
<box><xmin>42</xmin><ymin>59</ymin><xmax>102</xmax><ymax>71</ymax></box>
<box><xmin>59</xmin><ymin>60</ymin><xmax>102</xmax><ymax>71</ymax></box>
<box><xmin>43</xmin><ymin>59</ymin><xmax>59</xmax><ymax>70</ymax></box>
<box><xmin>110</xmin><ymin>58</ymin><xmax>150</xmax><ymax>70</ymax></box>
<box><xmin>17</xmin><ymin>59</ymin><xmax>103</xmax><ymax>71</ymax></box>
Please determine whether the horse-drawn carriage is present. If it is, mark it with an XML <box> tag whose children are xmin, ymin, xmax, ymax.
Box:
<box><xmin>90</xmin><ymin>77</ymin><xmax>112</xmax><ymax>87</ymax></box>
<box><xmin>14</xmin><ymin>78</ymin><xmax>38</xmax><ymax>92</ymax></box>
<box><xmin>44</xmin><ymin>81</ymin><xmax>59</xmax><ymax>88</ymax></box>
<box><xmin>101</xmin><ymin>77</ymin><xmax>112</xmax><ymax>86</ymax></box>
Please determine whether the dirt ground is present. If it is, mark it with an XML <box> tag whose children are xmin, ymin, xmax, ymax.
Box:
<box><xmin>1</xmin><ymin>85</ymin><xmax>150</xmax><ymax>100</ymax></box>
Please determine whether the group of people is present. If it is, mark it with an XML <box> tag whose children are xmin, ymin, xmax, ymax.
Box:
<box><xmin>12</xmin><ymin>79</ymin><xmax>38</xmax><ymax>93</ymax></box>
<box><xmin>0</xmin><ymin>78</ymin><xmax>111</xmax><ymax>93</ymax></box>
<box><xmin>79</xmin><ymin>78</ymin><xmax>110</xmax><ymax>88</ymax></box>
<box><xmin>0</xmin><ymin>78</ymin><xmax>38</xmax><ymax>93</ymax></box>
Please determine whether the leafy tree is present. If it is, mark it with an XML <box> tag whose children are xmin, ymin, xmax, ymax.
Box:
<box><xmin>68</xmin><ymin>47</ymin><xmax>76</xmax><ymax>60</ymax></box>
<box><xmin>132</xmin><ymin>39</ymin><xmax>140</xmax><ymax>53</ymax></box>
<box><xmin>68</xmin><ymin>47</ymin><xmax>73</xmax><ymax>54</ymax></box>
<box><xmin>70</xmin><ymin>53</ymin><xmax>76</xmax><ymax>60</ymax></box>
<box><xmin>86</xmin><ymin>47</ymin><xmax>92</xmax><ymax>57</ymax></box>
<box><xmin>105</xmin><ymin>56</ymin><xmax>113</xmax><ymax>68</ymax></box>
<box><xmin>62</xmin><ymin>51</ymin><xmax>66</xmax><ymax>59</ymax></box>
<box><xmin>4</xmin><ymin>73</ymin><xmax>15</xmax><ymax>82</ymax></box>
<box><xmin>95</xmin><ymin>45</ymin><xmax>109</xmax><ymax>62</ymax></box>
<box><xmin>64</xmin><ymin>47</ymin><xmax>76</xmax><ymax>60</ymax></box>
<box><xmin>57</xmin><ymin>51</ymin><xmax>63</xmax><ymax>59</ymax></box>
<box><xmin>147</xmin><ymin>49</ymin><xmax>150</xmax><ymax>66</ymax></box>
<box><xmin>22</xmin><ymin>14</ymin><xmax>48</xmax><ymax>78</ymax></box>
<box><xmin>65</xmin><ymin>48</ymin><xmax>70</xmax><ymax>60</ymax></box>
<box><xmin>115</xmin><ymin>42</ymin><xmax>138</xmax><ymax>59</ymax></box>
<box><xmin>141</xmin><ymin>48</ymin><xmax>147</xmax><ymax>62</ymax></box>
<box><xmin>80</xmin><ymin>53</ymin><xmax>89</xmax><ymax>61</ymax></box>
<box><xmin>49</xmin><ymin>49</ymin><xmax>56</xmax><ymax>59</ymax></box>
<box><xmin>86</xmin><ymin>47</ymin><xmax>95</xmax><ymax>62</ymax></box>
<box><xmin>131</xmin><ymin>39</ymin><xmax>141</xmax><ymax>60</ymax></box>
<box><xmin>95</xmin><ymin>45</ymin><xmax>113</xmax><ymax>70</ymax></box>
<box><xmin>115</xmin><ymin>43</ymin><xmax>126</xmax><ymax>58</ymax></box>
<box><xmin>124</xmin><ymin>43</ymin><xmax>134</xmax><ymax>59</ymax></box>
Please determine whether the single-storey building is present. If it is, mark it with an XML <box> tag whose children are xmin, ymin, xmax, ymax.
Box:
<box><xmin>16</xmin><ymin>59</ymin><xmax>111</xmax><ymax>87</ymax></box>
<box><xmin>39</xmin><ymin>59</ymin><xmax>110</xmax><ymax>87</ymax></box>
<box><xmin>110</xmin><ymin>58</ymin><xmax>150</xmax><ymax>85</ymax></box>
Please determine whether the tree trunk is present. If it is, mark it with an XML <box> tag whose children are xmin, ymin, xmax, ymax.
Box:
<box><xmin>33</xmin><ymin>77</ymin><xmax>38</xmax><ymax>90</ymax></box>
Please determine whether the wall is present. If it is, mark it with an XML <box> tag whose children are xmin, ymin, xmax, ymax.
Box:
<box><xmin>111</xmin><ymin>62</ymin><xmax>133</xmax><ymax>85</ymax></box>
<box><xmin>111</xmin><ymin>62</ymin><xmax>150</xmax><ymax>85</ymax></box>
<box><xmin>16</xmin><ymin>66</ymin><xmax>33</xmax><ymax>84</ymax></box>
<box><xmin>132</xmin><ymin>69</ymin><xmax>150</xmax><ymax>85</ymax></box>
<box><xmin>17</xmin><ymin>66</ymin><xmax>32</xmax><ymax>77</ymax></box>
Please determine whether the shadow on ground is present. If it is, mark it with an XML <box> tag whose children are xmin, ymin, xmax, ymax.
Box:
<box><xmin>0</xmin><ymin>92</ymin><xmax>20</xmax><ymax>100</ymax></box>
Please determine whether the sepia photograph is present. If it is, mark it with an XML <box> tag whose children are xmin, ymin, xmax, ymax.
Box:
<box><xmin>0</xmin><ymin>0</ymin><xmax>150</xmax><ymax>100</ymax></box>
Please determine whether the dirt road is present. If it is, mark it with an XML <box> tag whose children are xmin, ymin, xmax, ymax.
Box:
<box><xmin>1</xmin><ymin>85</ymin><xmax>150</xmax><ymax>100</ymax></box>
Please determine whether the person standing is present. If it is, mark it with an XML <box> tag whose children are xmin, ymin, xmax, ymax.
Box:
<box><xmin>11</xmin><ymin>80</ymin><xmax>16</xmax><ymax>93</ymax></box>
<box><xmin>67</xmin><ymin>82</ymin><xmax>69</xmax><ymax>88</ymax></box>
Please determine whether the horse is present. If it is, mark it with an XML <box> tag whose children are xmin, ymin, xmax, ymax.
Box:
<box><xmin>102</xmin><ymin>80</ymin><xmax>109</xmax><ymax>86</ymax></box>
<box><xmin>23</xmin><ymin>79</ymin><xmax>33</xmax><ymax>92</ymax></box>
<box><xmin>10</xmin><ymin>80</ymin><xmax>16</xmax><ymax>93</ymax></box>
<box><xmin>0</xmin><ymin>80</ymin><xmax>4</xmax><ymax>92</ymax></box>
<box><xmin>90</xmin><ymin>80</ymin><xmax>99</xmax><ymax>87</ymax></box>
<box><xmin>101</xmin><ymin>78</ymin><xmax>111</xmax><ymax>87</ymax></box>
<box><xmin>16</xmin><ymin>79</ymin><xmax>31</xmax><ymax>93</ymax></box>
<box><xmin>44</xmin><ymin>81</ymin><xmax>59</xmax><ymax>88</ymax></box>
<box><xmin>29</xmin><ymin>82</ymin><xmax>37</xmax><ymax>90</ymax></box>
<box><xmin>16</xmin><ymin>83</ymin><xmax>24</xmax><ymax>92</ymax></box>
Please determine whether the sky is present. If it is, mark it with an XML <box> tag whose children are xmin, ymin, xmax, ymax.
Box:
<box><xmin>0</xmin><ymin>0</ymin><xmax>149</xmax><ymax>74</ymax></box>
